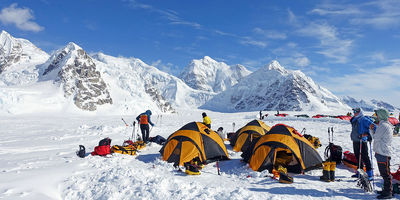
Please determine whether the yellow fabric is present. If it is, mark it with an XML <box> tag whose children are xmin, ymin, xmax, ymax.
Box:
<box><xmin>329</xmin><ymin>161</ymin><xmax>336</xmax><ymax>171</ymax></box>
<box><xmin>249</xmin><ymin>145</ymin><xmax>271</xmax><ymax>171</ymax></box>
<box><xmin>233</xmin><ymin>120</ymin><xmax>270</xmax><ymax>152</ymax></box>
<box><xmin>162</xmin><ymin>139</ymin><xmax>179</xmax><ymax>161</ymax></box>
<box><xmin>161</xmin><ymin>122</ymin><xmax>229</xmax><ymax>166</ymax></box>
<box><xmin>286</xmin><ymin>126</ymin><xmax>317</xmax><ymax>151</ymax></box>
<box><xmin>110</xmin><ymin>145</ymin><xmax>136</xmax><ymax>156</ymax></box>
<box><xmin>203</xmin><ymin>116</ymin><xmax>211</xmax><ymax>125</ymax></box>
<box><xmin>252</xmin><ymin>134</ymin><xmax>305</xmax><ymax>170</ymax></box>
<box><xmin>322</xmin><ymin>161</ymin><xmax>331</xmax><ymax>171</ymax></box>
<box><xmin>233</xmin><ymin>133</ymin><xmax>260</xmax><ymax>152</ymax></box>
<box><xmin>180</xmin><ymin>141</ymin><xmax>202</xmax><ymax>166</ymax></box>
<box><xmin>185</xmin><ymin>169</ymin><xmax>201</xmax><ymax>175</ymax></box>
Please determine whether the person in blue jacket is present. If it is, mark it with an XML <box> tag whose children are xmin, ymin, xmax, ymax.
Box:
<box><xmin>136</xmin><ymin>110</ymin><xmax>155</xmax><ymax>143</ymax></box>
<box><xmin>350</xmin><ymin>107</ymin><xmax>374</xmax><ymax>179</ymax></box>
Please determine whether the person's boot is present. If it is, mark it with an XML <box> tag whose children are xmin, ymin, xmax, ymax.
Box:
<box><xmin>329</xmin><ymin>161</ymin><xmax>336</xmax><ymax>182</ymax></box>
<box><xmin>377</xmin><ymin>177</ymin><xmax>393</xmax><ymax>199</ymax></box>
<box><xmin>320</xmin><ymin>161</ymin><xmax>331</xmax><ymax>182</ymax></box>
<box><xmin>185</xmin><ymin>163</ymin><xmax>201</xmax><ymax>175</ymax></box>
<box><xmin>278</xmin><ymin>166</ymin><xmax>293</xmax><ymax>184</ymax></box>
<box><xmin>366</xmin><ymin>170</ymin><xmax>373</xmax><ymax>181</ymax></box>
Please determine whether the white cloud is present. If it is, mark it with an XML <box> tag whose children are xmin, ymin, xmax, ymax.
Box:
<box><xmin>127</xmin><ymin>0</ymin><xmax>201</xmax><ymax>29</ymax></box>
<box><xmin>324</xmin><ymin>60</ymin><xmax>400</xmax><ymax>107</ymax></box>
<box><xmin>287</xmin><ymin>9</ymin><xmax>298</xmax><ymax>25</ymax></box>
<box><xmin>309</xmin><ymin>4</ymin><xmax>362</xmax><ymax>16</ymax></box>
<box><xmin>311</xmin><ymin>0</ymin><xmax>400</xmax><ymax>29</ymax></box>
<box><xmin>370</xmin><ymin>52</ymin><xmax>385</xmax><ymax>63</ymax></box>
<box><xmin>239</xmin><ymin>39</ymin><xmax>267</xmax><ymax>48</ymax></box>
<box><xmin>253</xmin><ymin>28</ymin><xmax>287</xmax><ymax>39</ymax></box>
<box><xmin>295</xmin><ymin>57</ymin><xmax>310</xmax><ymax>67</ymax></box>
<box><xmin>297</xmin><ymin>22</ymin><xmax>353</xmax><ymax>63</ymax></box>
<box><xmin>0</xmin><ymin>3</ymin><xmax>43</xmax><ymax>32</ymax></box>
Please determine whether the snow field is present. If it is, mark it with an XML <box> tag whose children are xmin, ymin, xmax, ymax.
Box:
<box><xmin>0</xmin><ymin>111</ymin><xmax>399</xmax><ymax>199</ymax></box>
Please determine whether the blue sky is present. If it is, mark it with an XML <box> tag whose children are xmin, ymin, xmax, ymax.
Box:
<box><xmin>0</xmin><ymin>0</ymin><xmax>399</xmax><ymax>107</ymax></box>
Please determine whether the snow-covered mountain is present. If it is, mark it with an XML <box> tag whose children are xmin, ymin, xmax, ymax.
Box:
<box><xmin>341</xmin><ymin>96</ymin><xmax>399</xmax><ymax>112</ymax></box>
<box><xmin>0</xmin><ymin>30</ymin><xmax>49</xmax><ymax>86</ymax></box>
<box><xmin>40</xmin><ymin>43</ymin><xmax>112</xmax><ymax>111</ymax></box>
<box><xmin>201</xmin><ymin>60</ymin><xmax>350</xmax><ymax>112</ymax></box>
<box><xmin>92</xmin><ymin>53</ymin><xmax>214</xmax><ymax>113</ymax></box>
<box><xmin>179</xmin><ymin>56</ymin><xmax>251</xmax><ymax>93</ymax></box>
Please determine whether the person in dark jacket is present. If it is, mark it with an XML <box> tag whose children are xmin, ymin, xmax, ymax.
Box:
<box><xmin>136</xmin><ymin>110</ymin><xmax>155</xmax><ymax>143</ymax></box>
<box><xmin>350</xmin><ymin>107</ymin><xmax>374</xmax><ymax>179</ymax></box>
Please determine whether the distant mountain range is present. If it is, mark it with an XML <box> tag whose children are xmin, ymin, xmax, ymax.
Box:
<box><xmin>0</xmin><ymin>30</ymin><xmax>397</xmax><ymax>114</ymax></box>
<box><xmin>201</xmin><ymin>60</ymin><xmax>350</xmax><ymax>112</ymax></box>
<box><xmin>341</xmin><ymin>96</ymin><xmax>399</xmax><ymax>112</ymax></box>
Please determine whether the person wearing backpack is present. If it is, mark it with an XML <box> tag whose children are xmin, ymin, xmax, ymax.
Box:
<box><xmin>136</xmin><ymin>110</ymin><xmax>155</xmax><ymax>144</ymax></box>
<box><xmin>370</xmin><ymin>108</ymin><xmax>393</xmax><ymax>199</ymax></box>
<box><xmin>350</xmin><ymin>107</ymin><xmax>374</xmax><ymax>179</ymax></box>
<box><xmin>202</xmin><ymin>112</ymin><xmax>211</xmax><ymax>129</ymax></box>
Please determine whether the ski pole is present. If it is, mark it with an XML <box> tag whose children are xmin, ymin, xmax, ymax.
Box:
<box><xmin>132</xmin><ymin>121</ymin><xmax>136</xmax><ymax>141</ymax></box>
<box><xmin>121</xmin><ymin>118</ymin><xmax>129</xmax><ymax>127</ymax></box>
<box><xmin>358</xmin><ymin>141</ymin><xmax>362</xmax><ymax>177</ymax></box>
<box><xmin>328</xmin><ymin>127</ymin><xmax>331</xmax><ymax>143</ymax></box>
<box><xmin>331</xmin><ymin>127</ymin><xmax>334</xmax><ymax>143</ymax></box>
<box><xmin>369</xmin><ymin>141</ymin><xmax>375</xmax><ymax>191</ymax></box>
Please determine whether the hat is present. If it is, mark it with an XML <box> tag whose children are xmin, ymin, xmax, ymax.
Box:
<box><xmin>352</xmin><ymin>108</ymin><xmax>361</xmax><ymax>113</ymax></box>
<box><xmin>374</xmin><ymin>108</ymin><xmax>389</xmax><ymax>121</ymax></box>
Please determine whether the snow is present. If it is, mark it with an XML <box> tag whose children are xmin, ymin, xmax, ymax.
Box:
<box><xmin>179</xmin><ymin>56</ymin><xmax>251</xmax><ymax>93</ymax></box>
<box><xmin>0</xmin><ymin>31</ymin><xmax>49</xmax><ymax>86</ymax></box>
<box><xmin>1</xmin><ymin>110</ymin><xmax>399</xmax><ymax>200</ymax></box>
<box><xmin>202</xmin><ymin>61</ymin><xmax>350</xmax><ymax>112</ymax></box>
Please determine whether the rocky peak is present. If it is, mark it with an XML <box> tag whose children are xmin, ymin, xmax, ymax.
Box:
<box><xmin>266</xmin><ymin>60</ymin><xmax>287</xmax><ymax>74</ymax></box>
<box><xmin>42</xmin><ymin>43</ymin><xmax>112</xmax><ymax>111</ymax></box>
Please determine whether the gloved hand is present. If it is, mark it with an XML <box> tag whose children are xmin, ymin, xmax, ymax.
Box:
<box><xmin>361</xmin><ymin>136</ymin><xmax>368</xmax><ymax>142</ymax></box>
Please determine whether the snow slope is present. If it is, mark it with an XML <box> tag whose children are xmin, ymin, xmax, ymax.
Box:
<box><xmin>1</xmin><ymin>110</ymin><xmax>399</xmax><ymax>199</ymax></box>
<box><xmin>202</xmin><ymin>60</ymin><xmax>350</xmax><ymax>112</ymax></box>
<box><xmin>179</xmin><ymin>56</ymin><xmax>251</xmax><ymax>93</ymax></box>
<box><xmin>92</xmin><ymin>53</ymin><xmax>214</xmax><ymax>112</ymax></box>
<box><xmin>0</xmin><ymin>30</ymin><xmax>49</xmax><ymax>86</ymax></box>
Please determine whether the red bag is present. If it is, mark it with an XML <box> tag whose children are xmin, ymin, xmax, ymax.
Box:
<box><xmin>392</xmin><ymin>167</ymin><xmax>400</xmax><ymax>181</ymax></box>
<box><xmin>91</xmin><ymin>145</ymin><xmax>111</xmax><ymax>156</ymax></box>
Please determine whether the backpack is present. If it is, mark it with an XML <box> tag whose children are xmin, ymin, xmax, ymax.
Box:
<box><xmin>140</xmin><ymin>114</ymin><xmax>148</xmax><ymax>124</ymax></box>
<box><xmin>76</xmin><ymin>145</ymin><xmax>86</xmax><ymax>158</ymax></box>
<box><xmin>91</xmin><ymin>137</ymin><xmax>112</xmax><ymax>156</ymax></box>
<box><xmin>99</xmin><ymin>137</ymin><xmax>112</xmax><ymax>146</ymax></box>
<box><xmin>324</xmin><ymin>143</ymin><xmax>343</xmax><ymax>164</ymax></box>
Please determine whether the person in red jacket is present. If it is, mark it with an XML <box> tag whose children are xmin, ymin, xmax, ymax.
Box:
<box><xmin>136</xmin><ymin>110</ymin><xmax>155</xmax><ymax>143</ymax></box>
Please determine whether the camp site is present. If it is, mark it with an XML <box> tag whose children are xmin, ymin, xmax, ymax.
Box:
<box><xmin>1</xmin><ymin>1</ymin><xmax>400</xmax><ymax>199</ymax></box>
<box><xmin>1</xmin><ymin>110</ymin><xmax>400</xmax><ymax>199</ymax></box>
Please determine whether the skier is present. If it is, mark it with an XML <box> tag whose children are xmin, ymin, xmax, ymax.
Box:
<box><xmin>202</xmin><ymin>112</ymin><xmax>211</xmax><ymax>129</ymax></box>
<box><xmin>136</xmin><ymin>110</ymin><xmax>155</xmax><ymax>144</ymax></box>
<box><xmin>350</xmin><ymin>107</ymin><xmax>374</xmax><ymax>180</ymax></box>
<box><xmin>370</xmin><ymin>108</ymin><xmax>393</xmax><ymax>199</ymax></box>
